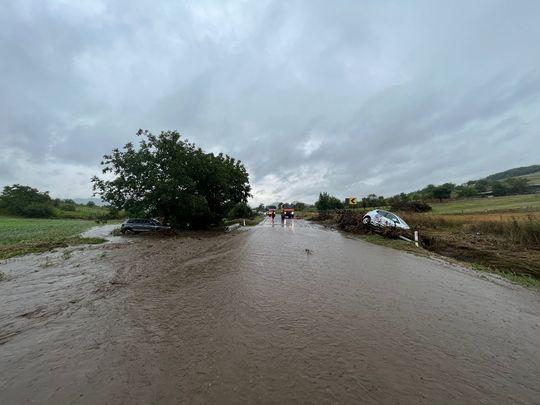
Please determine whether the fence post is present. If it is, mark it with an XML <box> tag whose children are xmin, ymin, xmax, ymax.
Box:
<box><xmin>414</xmin><ymin>230</ymin><xmax>419</xmax><ymax>248</ymax></box>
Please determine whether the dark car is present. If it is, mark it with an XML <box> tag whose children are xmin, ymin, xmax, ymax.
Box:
<box><xmin>120</xmin><ymin>218</ymin><xmax>172</xmax><ymax>234</ymax></box>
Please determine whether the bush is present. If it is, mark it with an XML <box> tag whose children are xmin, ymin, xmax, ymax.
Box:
<box><xmin>390</xmin><ymin>200</ymin><xmax>432</xmax><ymax>213</ymax></box>
<box><xmin>20</xmin><ymin>202</ymin><xmax>54</xmax><ymax>218</ymax></box>
<box><xmin>315</xmin><ymin>192</ymin><xmax>343</xmax><ymax>211</ymax></box>
<box><xmin>59</xmin><ymin>203</ymin><xmax>76</xmax><ymax>211</ymax></box>
<box><xmin>228</xmin><ymin>202</ymin><xmax>254</xmax><ymax>219</ymax></box>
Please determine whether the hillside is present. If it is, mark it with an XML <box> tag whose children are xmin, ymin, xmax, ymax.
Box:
<box><xmin>517</xmin><ymin>171</ymin><xmax>540</xmax><ymax>185</ymax></box>
<box><xmin>484</xmin><ymin>165</ymin><xmax>540</xmax><ymax>181</ymax></box>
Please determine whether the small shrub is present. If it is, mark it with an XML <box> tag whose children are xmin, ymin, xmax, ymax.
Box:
<box><xmin>59</xmin><ymin>203</ymin><xmax>76</xmax><ymax>211</ymax></box>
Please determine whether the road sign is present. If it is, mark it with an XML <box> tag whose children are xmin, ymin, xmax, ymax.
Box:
<box><xmin>349</xmin><ymin>197</ymin><xmax>357</xmax><ymax>205</ymax></box>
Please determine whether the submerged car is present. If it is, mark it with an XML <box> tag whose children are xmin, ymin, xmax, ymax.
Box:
<box><xmin>120</xmin><ymin>218</ymin><xmax>172</xmax><ymax>234</ymax></box>
<box><xmin>362</xmin><ymin>209</ymin><xmax>410</xmax><ymax>230</ymax></box>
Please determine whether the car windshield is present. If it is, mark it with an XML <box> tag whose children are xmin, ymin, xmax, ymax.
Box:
<box><xmin>381</xmin><ymin>211</ymin><xmax>400</xmax><ymax>223</ymax></box>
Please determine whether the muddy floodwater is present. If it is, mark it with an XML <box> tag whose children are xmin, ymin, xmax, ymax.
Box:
<box><xmin>1</xmin><ymin>219</ymin><xmax>539</xmax><ymax>404</ymax></box>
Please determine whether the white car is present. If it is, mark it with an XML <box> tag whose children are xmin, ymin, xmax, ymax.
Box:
<box><xmin>362</xmin><ymin>209</ymin><xmax>410</xmax><ymax>230</ymax></box>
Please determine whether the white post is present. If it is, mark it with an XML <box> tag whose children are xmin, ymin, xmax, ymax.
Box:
<box><xmin>414</xmin><ymin>230</ymin><xmax>419</xmax><ymax>248</ymax></box>
<box><xmin>243</xmin><ymin>219</ymin><xmax>246</xmax><ymax>226</ymax></box>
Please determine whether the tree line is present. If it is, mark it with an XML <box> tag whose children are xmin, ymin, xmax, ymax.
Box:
<box><xmin>0</xmin><ymin>184</ymin><xmax>110</xmax><ymax>219</ymax></box>
<box><xmin>312</xmin><ymin>175</ymin><xmax>533</xmax><ymax>212</ymax></box>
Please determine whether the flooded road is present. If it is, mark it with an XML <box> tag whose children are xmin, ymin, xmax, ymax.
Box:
<box><xmin>1</xmin><ymin>219</ymin><xmax>539</xmax><ymax>404</ymax></box>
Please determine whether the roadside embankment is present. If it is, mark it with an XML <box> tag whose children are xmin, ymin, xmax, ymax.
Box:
<box><xmin>313</xmin><ymin>209</ymin><xmax>540</xmax><ymax>286</ymax></box>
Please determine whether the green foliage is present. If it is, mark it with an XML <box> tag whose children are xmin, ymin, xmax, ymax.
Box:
<box><xmin>432</xmin><ymin>183</ymin><xmax>455</xmax><ymax>201</ymax></box>
<box><xmin>228</xmin><ymin>202</ymin><xmax>254</xmax><ymax>219</ymax></box>
<box><xmin>390</xmin><ymin>200</ymin><xmax>432</xmax><ymax>213</ymax></box>
<box><xmin>92</xmin><ymin>130</ymin><xmax>251</xmax><ymax>229</ymax></box>
<box><xmin>294</xmin><ymin>201</ymin><xmax>307</xmax><ymax>211</ymax></box>
<box><xmin>491</xmin><ymin>180</ymin><xmax>508</xmax><ymax>196</ymax></box>
<box><xmin>361</xmin><ymin>193</ymin><xmax>386</xmax><ymax>208</ymax></box>
<box><xmin>0</xmin><ymin>184</ymin><xmax>54</xmax><ymax>218</ymax></box>
<box><xmin>504</xmin><ymin>177</ymin><xmax>530</xmax><ymax>195</ymax></box>
<box><xmin>455</xmin><ymin>185</ymin><xmax>478</xmax><ymax>198</ymax></box>
<box><xmin>474</xmin><ymin>179</ymin><xmax>490</xmax><ymax>192</ymax></box>
<box><xmin>315</xmin><ymin>192</ymin><xmax>344</xmax><ymax>211</ymax></box>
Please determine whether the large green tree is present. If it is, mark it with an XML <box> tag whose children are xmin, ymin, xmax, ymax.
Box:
<box><xmin>92</xmin><ymin>130</ymin><xmax>251</xmax><ymax>228</ymax></box>
<box><xmin>315</xmin><ymin>192</ymin><xmax>343</xmax><ymax>211</ymax></box>
<box><xmin>0</xmin><ymin>184</ymin><xmax>54</xmax><ymax>217</ymax></box>
<box><xmin>432</xmin><ymin>183</ymin><xmax>455</xmax><ymax>202</ymax></box>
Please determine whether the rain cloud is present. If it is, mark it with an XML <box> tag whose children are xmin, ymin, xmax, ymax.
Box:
<box><xmin>1</xmin><ymin>0</ymin><xmax>539</xmax><ymax>204</ymax></box>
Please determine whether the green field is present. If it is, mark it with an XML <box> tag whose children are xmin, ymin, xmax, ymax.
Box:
<box><xmin>430</xmin><ymin>194</ymin><xmax>540</xmax><ymax>215</ymax></box>
<box><xmin>0</xmin><ymin>216</ymin><xmax>105</xmax><ymax>260</ymax></box>
<box><xmin>53</xmin><ymin>204</ymin><xmax>112</xmax><ymax>219</ymax></box>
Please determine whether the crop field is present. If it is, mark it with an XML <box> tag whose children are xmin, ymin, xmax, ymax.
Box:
<box><xmin>0</xmin><ymin>216</ymin><xmax>105</xmax><ymax>260</ymax></box>
<box><xmin>430</xmin><ymin>194</ymin><xmax>540</xmax><ymax>215</ymax></box>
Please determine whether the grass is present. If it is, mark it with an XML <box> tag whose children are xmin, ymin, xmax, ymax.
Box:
<box><xmin>470</xmin><ymin>264</ymin><xmax>540</xmax><ymax>288</ymax></box>
<box><xmin>53</xmin><ymin>204</ymin><xmax>111</xmax><ymax>219</ymax></box>
<box><xmin>430</xmin><ymin>194</ymin><xmax>540</xmax><ymax>215</ymax></box>
<box><xmin>358</xmin><ymin>233</ymin><xmax>425</xmax><ymax>255</ymax></box>
<box><xmin>0</xmin><ymin>216</ymin><xmax>106</xmax><ymax>260</ymax></box>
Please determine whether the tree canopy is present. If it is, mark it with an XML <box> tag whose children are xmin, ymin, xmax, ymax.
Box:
<box><xmin>315</xmin><ymin>192</ymin><xmax>343</xmax><ymax>211</ymax></box>
<box><xmin>0</xmin><ymin>184</ymin><xmax>54</xmax><ymax>217</ymax></box>
<box><xmin>92</xmin><ymin>130</ymin><xmax>251</xmax><ymax>228</ymax></box>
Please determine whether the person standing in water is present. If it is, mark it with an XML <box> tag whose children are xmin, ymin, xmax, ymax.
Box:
<box><xmin>270</xmin><ymin>211</ymin><xmax>276</xmax><ymax>223</ymax></box>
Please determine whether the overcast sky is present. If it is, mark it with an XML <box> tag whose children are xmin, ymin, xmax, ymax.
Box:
<box><xmin>1</xmin><ymin>0</ymin><xmax>539</xmax><ymax>204</ymax></box>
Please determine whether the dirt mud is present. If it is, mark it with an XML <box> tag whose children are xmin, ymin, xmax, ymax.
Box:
<box><xmin>1</xmin><ymin>219</ymin><xmax>539</xmax><ymax>404</ymax></box>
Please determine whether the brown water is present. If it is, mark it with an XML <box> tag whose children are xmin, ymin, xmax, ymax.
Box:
<box><xmin>1</xmin><ymin>219</ymin><xmax>539</xmax><ymax>404</ymax></box>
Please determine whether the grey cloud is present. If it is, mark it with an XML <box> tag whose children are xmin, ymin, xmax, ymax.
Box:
<box><xmin>1</xmin><ymin>0</ymin><xmax>539</xmax><ymax>201</ymax></box>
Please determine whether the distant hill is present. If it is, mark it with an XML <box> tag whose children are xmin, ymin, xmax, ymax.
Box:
<box><xmin>484</xmin><ymin>165</ymin><xmax>540</xmax><ymax>181</ymax></box>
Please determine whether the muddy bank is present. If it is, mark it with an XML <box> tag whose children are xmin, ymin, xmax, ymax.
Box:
<box><xmin>1</xmin><ymin>220</ymin><xmax>540</xmax><ymax>404</ymax></box>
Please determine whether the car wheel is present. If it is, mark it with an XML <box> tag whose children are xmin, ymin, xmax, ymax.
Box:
<box><xmin>362</xmin><ymin>216</ymin><xmax>371</xmax><ymax>225</ymax></box>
